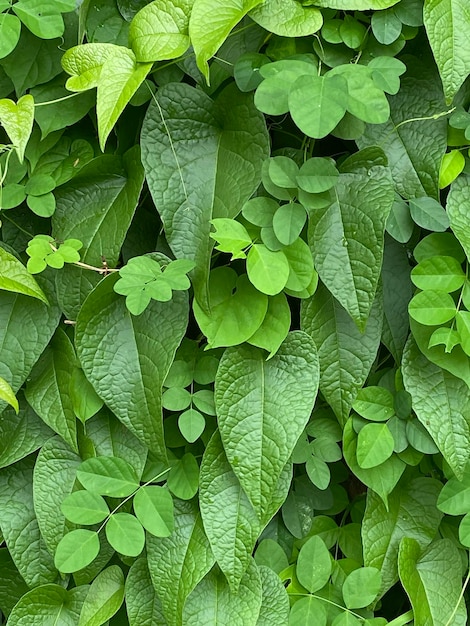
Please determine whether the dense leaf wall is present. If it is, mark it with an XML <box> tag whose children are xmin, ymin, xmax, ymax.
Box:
<box><xmin>1</xmin><ymin>0</ymin><xmax>470</xmax><ymax>623</ymax></box>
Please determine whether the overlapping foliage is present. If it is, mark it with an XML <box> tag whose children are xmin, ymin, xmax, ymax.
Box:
<box><xmin>1</xmin><ymin>0</ymin><xmax>470</xmax><ymax>623</ymax></box>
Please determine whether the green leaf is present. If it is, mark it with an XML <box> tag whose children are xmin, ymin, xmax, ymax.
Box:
<box><xmin>78</xmin><ymin>565</ymin><xmax>124</xmax><ymax>626</ymax></box>
<box><xmin>0</xmin><ymin>14</ymin><xmax>21</xmax><ymax>60</ymax></box>
<box><xmin>362</xmin><ymin>477</ymin><xmax>443</xmax><ymax>594</ymax></box>
<box><xmin>308</xmin><ymin>167</ymin><xmax>394</xmax><ymax>330</ymax></box>
<box><xmin>411</xmin><ymin>255</ymin><xmax>465</xmax><ymax>292</ymax></box>
<box><xmin>179</xmin><ymin>409</ymin><xmax>205</xmax><ymax>442</ymax></box>
<box><xmin>189</xmin><ymin>0</ymin><xmax>263</xmax><ymax>82</ymax></box>
<box><xmin>183</xmin><ymin>561</ymin><xmax>262</xmax><ymax>625</ymax></box>
<box><xmin>33</xmin><ymin>436</ymin><xmax>81</xmax><ymax>555</ymax></box>
<box><xmin>356</xmin><ymin>423</ymin><xmax>395</xmax><ymax>468</ymax></box>
<box><xmin>133</xmin><ymin>485</ymin><xmax>174</xmax><ymax>537</ymax></box>
<box><xmin>297</xmin><ymin>157</ymin><xmax>339</xmax><ymax>193</ymax></box>
<box><xmin>147</xmin><ymin>499</ymin><xmax>215</xmax><ymax>626</ymax></box>
<box><xmin>329</xmin><ymin>64</ymin><xmax>390</xmax><ymax>124</ymax></box>
<box><xmin>301</xmin><ymin>283</ymin><xmax>383</xmax><ymax>423</ymax></box>
<box><xmin>0</xmin><ymin>94</ymin><xmax>34</xmax><ymax>162</ymax></box>
<box><xmin>272</xmin><ymin>203</ymin><xmax>306</xmax><ymax>246</ymax></box>
<box><xmin>70</xmin><ymin>368</ymin><xmax>104</xmax><ymax>424</ymax></box>
<box><xmin>215</xmin><ymin>331</ymin><xmax>319</xmax><ymax>517</ymax></box>
<box><xmin>439</xmin><ymin>150</ymin><xmax>465</xmax><ymax>188</ymax></box>
<box><xmin>76</xmin><ymin>273</ymin><xmax>188</xmax><ymax>460</ymax></box>
<box><xmin>456</xmin><ymin>310</ymin><xmax>470</xmax><ymax>355</ymax></box>
<box><xmin>399</xmin><ymin>538</ymin><xmax>467</xmax><ymax>625</ymax></box>
<box><xmin>199</xmin><ymin>431</ymin><xmax>261</xmax><ymax>592</ymax></box>
<box><xmin>55</xmin><ymin>529</ymin><xmax>100</xmax><ymax>573</ymax></box>
<box><xmin>343</xmin><ymin>419</ymin><xmax>406</xmax><ymax>507</ymax></box>
<box><xmin>0</xmin><ymin>456</ymin><xmax>58</xmax><ymax>586</ymax></box>
<box><xmin>126</xmin><ymin>557</ymin><xmax>167</xmax><ymax>626</ymax></box>
<box><xmin>77</xmin><ymin>456</ymin><xmax>139</xmax><ymax>497</ymax></box>
<box><xmin>105</xmin><ymin>512</ymin><xmax>145</xmax><ymax>556</ymax></box>
<box><xmin>0</xmin><ymin>400</ymin><xmax>52</xmax><ymax>469</ymax></box>
<box><xmin>353</xmin><ymin>386</ymin><xmax>395</xmax><ymax>422</ymax></box>
<box><xmin>283</xmin><ymin>237</ymin><xmax>317</xmax><ymax>294</ymax></box>
<box><xmin>61</xmin><ymin>490</ymin><xmax>110</xmax><ymax>525</ymax></box>
<box><xmin>167</xmin><ymin>453</ymin><xmax>200</xmax><ymax>500</ymax></box>
<box><xmin>296</xmin><ymin>535</ymin><xmax>332</xmax><ymax>593</ymax></box>
<box><xmin>371</xmin><ymin>8</ymin><xmax>402</xmax><ymax>44</ymax></box>
<box><xmin>0</xmin><ymin>376</ymin><xmax>18</xmax><ymax>413</ymax></box>
<box><xmin>0</xmin><ymin>549</ymin><xmax>30</xmax><ymax>618</ymax></box>
<box><xmin>256</xmin><ymin>565</ymin><xmax>290</xmax><ymax>626</ymax></box>
<box><xmin>25</xmin><ymin>328</ymin><xmax>78</xmax><ymax>452</ymax></box>
<box><xmin>193</xmin><ymin>268</ymin><xmax>268</xmax><ymax>349</ymax></box>
<box><xmin>424</xmin><ymin>0</ymin><xmax>470</xmax><ymax>103</ymax></box>
<box><xmin>27</xmin><ymin>191</ymin><xmax>56</xmax><ymax>217</ymax></box>
<box><xmin>437</xmin><ymin>466</ymin><xmax>470</xmax><ymax>515</ymax></box>
<box><xmin>141</xmin><ymin>82</ymin><xmax>268</xmax><ymax>310</ymax></box>
<box><xmin>246</xmin><ymin>244</ymin><xmax>290</xmax><ymax>295</ymax></box>
<box><xmin>408</xmin><ymin>290</ymin><xmax>457</xmax><ymax>325</ymax></box>
<box><xmin>0</xmin><ymin>247</ymin><xmax>48</xmax><ymax>303</ymax></box>
<box><xmin>254</xmin><ymin>59</ymin><xmax>318</xmax><ymax>117</ymax></box>
<box><xmin>342</xmin><ymin>567</ymin><xmax>382</xmax><ymax>609</ymax></box>
<box><xmin>63</xmin><ymin>44</ymin><xmax>152</xmax><ymax>150</ymax></box>
<box><xmin>368</xmin><ymin>57</ymin><xmax>407</xmax><ymax>96</ymax></box>
<box><xmin>409</xmin><ymin>196</ymin><xmax>450</xmax><ymax>231</ymax></box>
<box><xmin>289</xmin><ymin>596</ymin><xmax>327</xmax><ymax>625</ymax></box>
<box><xmin>447</xmin><ymin>174</ymin><xmax>470</xmax><ymax>261</ymax></box>
<box><xmin>249</xmin><ymin>0</ymin><xmax>322</xmax><ymax>37</ymax></box>
<box><xmin>7</xmin><ymin>585</ymin><xmax>88</xmax><ymax>626</ymax></box>
<box><xmin>358</xmin><ymin>58</ymin><xmax>447</xmax><ymax>201</ymax></box>
<box><xmin>402</xmin><ymin>336</ymin><xmax>470</xmax><ymax>479</ymax></box>
<box><xmin>129</xmin><ymin>0</ymin><xmax>192</xmax><ymax>62</ymax></box>
<box><xmin>247</xmin><ymin>292</ymin><xmax>291</xmax><ymax>358</ymax></box>
<box><xmin>288</xmin><ymin>74</ymin><xmax>348</xmax><ymax>139</ymax></box>
<box><xmin>12</xmin><ymin>0</ymin><xmax>66</xmax><ymax>39</ymax></box>
<box><xmin>210</xmin><ymin>218</ymin><xmax>253</xmax><ymax>259</ymax></box>
<box><xmin>53</xmin><ymin>148</ymin><xmax>145</xmax><ymax>318</ymax></box>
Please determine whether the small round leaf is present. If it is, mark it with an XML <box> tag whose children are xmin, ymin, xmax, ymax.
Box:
<box><xmin>55</xmin><ymin>529</ymin><xmax>100</xmax><ymax>573</ymax></box>
<box><xmin>133</xmin><ymin>485</ymin><xmax>174</xmax><ymax>537</ymax></box>
<box><xmin>105</xmin><ymin>513</ymin><xmax>145</xmax><ymax>556</ymax></box>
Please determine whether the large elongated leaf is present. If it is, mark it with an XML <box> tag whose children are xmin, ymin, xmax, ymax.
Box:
<box><xmin>25</xmin><ymin>328</ymin><xmax>78</xmax><ymax>452</ymax></box>
<box><xmin>182</xmin><ymin>561</ymin><xmax>262</xmax><ymax>626</ymax></box>
<box><xmin>424</xmin><ymin>0</ymin><xmax>470</xmax><ymax>104</ymax></box>
<box><xmin>381</xmin><ymin>235</ymin><xmax>413</xmax><ymax>362</ymax></box>
<box><xmin>249</xmin><ymin>0</ymin><xmax>322</xmax><ymax>37</ymax></box>
<box><xmin>402</xmin><ymin>337</ymin><xmax>470</xmax><ymax>479</ymax></box>
<box><xmin>199</xmin><ymin>431</ymin><xmax>262</xmax><ymax>592</ymax></box>
<box><xmin>301</xmin><ymin>283</ymin><xmax>383</xmax><ymax>424</ymax></box>
<box><xmin>256</xmin><ymin>565</ymin><xmax>290</xmax><ymax>626</ymax></box>
<box><xmin>78</xmin><ymin>565</ymin><xmax>125</xmax><ymax>626</ymax></box>
<box><xmin>141</xmin><ymin>82</ymin><xmax>269</xmax><ymax>310</ymax></box>
<box><xmin>126</xmin><ymin>558</ymin><xmax>167</xmax><ymax>626</ymax></box>
<box><xmin>308</xmin><ymin>167</ymin><xmax>393</xmax><ymax>329</ymax></box>
<box><xmin>0</xmin><ymin>456</ymin><xmax>58</xmax><ymax>586</ymax></box>
<box><xmin>0</xmin><ymin>399</ymin><xmax>52</xmax><ymax>469</ymax></box>
<box><xmin>447</xmin><ymin>174</ymin><xmax>470</xmax><ymax>261</ymax></box>
<box><xmin>0</xmin><ymin>273</ymin><xmax>61</xmax><ymax>411</ymax></box>
<box><xmin>76</xmin><ymin>273</ymin><xmax>188</xmax><ymax>461</ymax></box>
<box><xmin>53</xmin><ymin>147</ymin><xmax>145</xmax><ymax>318</ymax></box>
<box><xmin>7</xmin><ymin>585</ymin><xmax>88</xmax><ymax>626</ymax></box>
<box><xmin>0</xmin><ymin>247</ymin><xmax>48</xmax><ymax>302</ymax></box>
<box><xmin>146</xmin><ymin>499</ymin><xmax>215</xmax><ymax>626</ymax></box>
<box><xmin>215</xmin><ymin>331</ymin><xmax>319</xmax><ymax>517</ymax></box>
<box><xmin>358</xmin><ymin>58</ymin><xmax>447</xmax><ymax>200</ymax></box>
<box><xmin>362</xmin><ymin>477</ymin><xmax>442</xmax><ymax>594</ymax></box>
<box><xmin>399</xmin><ymin>538</ymin><xmax>467</xmax><ymax>625</ymax></box>
<box><xmin>33</xmin><ymin>436</ymin><xmax>81</xmax><ymax>556</ymax></box>
<box><xmin>189</xmin><ymin>0</ymin><xmax>263</xmax><ymax>81</ymax></box>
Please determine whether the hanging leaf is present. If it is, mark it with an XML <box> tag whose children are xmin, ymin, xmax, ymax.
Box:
<box><xmin>141</xmin><ymin>82</ymin><xmax>269</xmax><ymax>310</ymax></box>
<box><xmin>308</xmin><ymin>166</ymin><xmax>394</xmax><ymax>329</ymax></box>
<box><xmin>189</xmin><ymin>0</ymin><xmax>264</xmax><ymax>82</ymax></box>
<box><xmin>76</xmin><ymin>273</ymin><xmax>188</xmax><ymax>461</ymax></box>
<box><xmin>402</xmin><ymin>337</ymin><xmax>470</xmax><ymax>479</ymax></box>
<box><xmin>215</xmin><ymin>332</ymin><xmax>319</xmax><ymax>517</ymax></box>
<box><xmin>0</xmin><ymin>247</ymin><xmax>48</xmax><ymax>303</ymax></box>
<box><xmin>0</xmin><ymin>94</ymin><xmax>34</xmax><ymax>162</ymax></box>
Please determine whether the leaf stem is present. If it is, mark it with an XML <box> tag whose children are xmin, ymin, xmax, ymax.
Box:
<box><xmin>444</xmin><ymin>561</ymin><xmax>470</xmax><ymax>626</ymax></box>
<box><xmin>34</xmin><ymin>92</ymin><xmax>81</xmax><ymax>107</ymax></box>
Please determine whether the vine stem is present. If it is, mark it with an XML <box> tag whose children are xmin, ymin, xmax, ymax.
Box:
<box><xmin>96</xmin><ymin>467</ymin><xmax>171</xmax><ymax>535</ymax></box>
